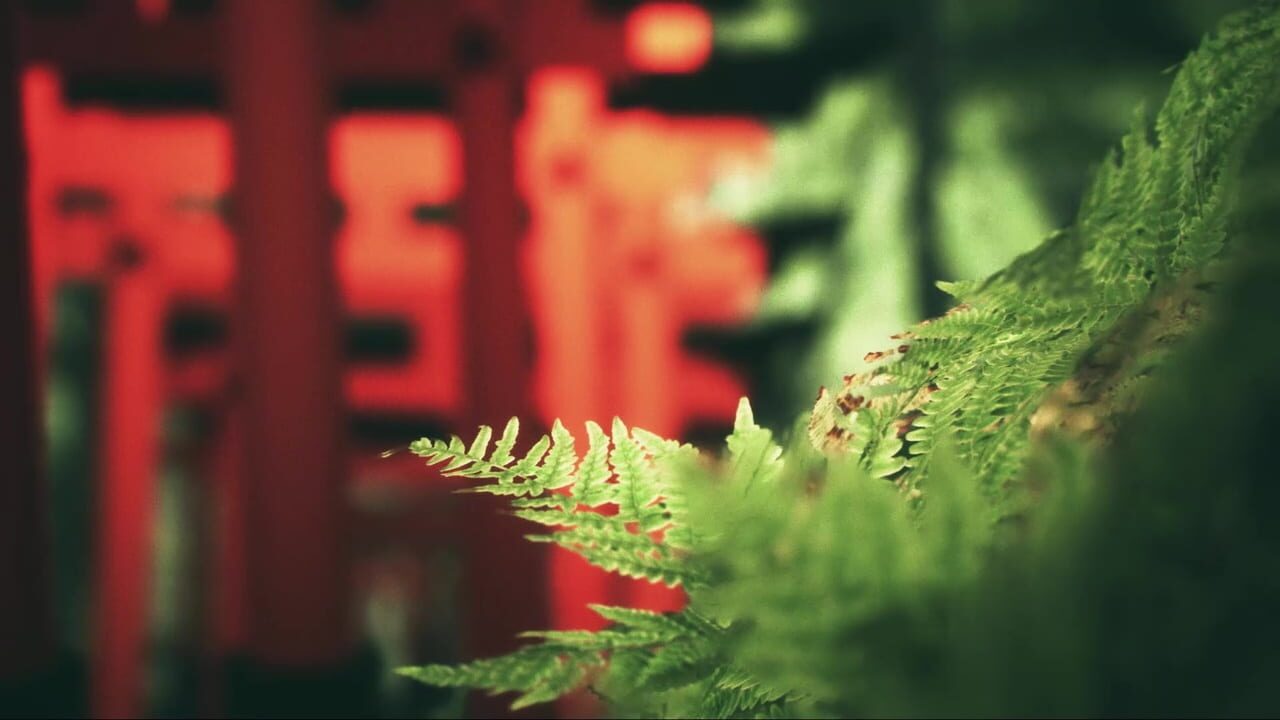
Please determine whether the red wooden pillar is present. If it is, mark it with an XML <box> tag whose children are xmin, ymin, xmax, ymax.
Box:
<box><xmin>453</xmin><ymin>1</ymin><xmax>549</xmax><ymax>715</ymax></box>
<box><xmin>92</xmin><ymin>241</ymin><xmax>165</xmax><ymax>719</ymax></box>
<box><xmin>224</xmin><ymin>1</ymin><xmax>372</xmax><ymax>715</ymax></box>
<box><xmin>0</xmin><ymin>0</ymin><xmax>55</xmax><ymax>690</ymax></box>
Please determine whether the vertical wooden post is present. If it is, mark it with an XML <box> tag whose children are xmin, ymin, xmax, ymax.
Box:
<box><xmin>0</xmin><ymin>0</ymin><xmax>55</xmax><ymax>687</ymax></box>
<box><xmin>92</xmin><ymin>240</ymin><xmax>164</xmax><ymax>719</ymax></box>
<box><xmin>453</xmin><ymin>1</ymin><xmax>548</xmax><ymax>715</ymax></box>
<box><xmin>224</xmin><ymin>3</ymin><xmax>373</xmax><ymax>716</ymax></box>
<box><xmin>457</xmin><ymin>22</ymin><xmax>530</xmax><ymax>430</ymax></box>
<box><xmin>225</xmin><ymin>0</ymin><xmax>349</xmax><ymax>668</ymax></box>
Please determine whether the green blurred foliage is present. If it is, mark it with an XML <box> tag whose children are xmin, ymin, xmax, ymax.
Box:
<box><xmin>721</xmin><ymin>77</ymin><xmax>920</xmax><ymax>423</ymax></box>
<box><xmin>713</xmin><ymin>0</ymin><xmax>1265</xmax><ymax>428</ymax></box>
<box><xmin>44</xmin><ymin>283</ymin><xmax>100</xmax><ymax>658</ymax></box>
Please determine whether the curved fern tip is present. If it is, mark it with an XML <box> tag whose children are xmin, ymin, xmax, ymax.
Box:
<box><xmin>612</xmin><ymin>416</ymin><xmax>630</xmax><ymax>437</ymax></box>
<box><xmin>734</xmin><ymin>397</ymin><xmax>756</xmax><ymax>430</ymax></box>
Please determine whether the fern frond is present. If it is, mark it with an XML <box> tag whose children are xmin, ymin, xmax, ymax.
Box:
<box><xmin>411</xmin><ymin>417</ymin><xmax>564</xmax><ymax>495</ymax></box>
<box><xmin>726</xmin><ymin>397</ymin><xmax>785</xmax><ymax>491</ymax></box>
<box><xmin>809</xmin><ymin>4</ymin><xmax>1280</xmax><ymax>510</ymax></box>
<box><xmin>402</xmin><ymin>405</ymin><xmax>787</xmax><ymax>710</ymax></box>
<box><xmin>397</xmin><ymin>644</ymin><xmax>596</xmax><ymax>699</ymax></box>
<box><xmin>399</xmin><ymin>603</ymin><xmax>721</xmax><ymax>710</ymax></box>
<box><xmin>638</xmin><ymin>639</ymin><xmax>722</xmax><ymax>691</ymax></box>
<box><xmin>410</xmin><ymin>403</ymin><xmax>775</xmax><ymax>588</ymax></box>
<box><xmin>574</xmin><ymin>421</ymin><xmax>614</xmax><ymax>507</ymax></box>
<box><xmin>531</xmin><ymin>526</ymin><xmax>699</xmax><ymax>587</ymax></box>
<box><xmin>610</xmin><ymin>417</ymin><xmax>668</xmax><ymax>532</ymax></box>
<box><xmin>589</xmin><ymin>603</ymin><xmax>718</xmax><ymax>637</ymax></box>
<box><xmin>702</xmin><ymin>666</ymin><xmax>795</xmax><ymax>719</ymax></box>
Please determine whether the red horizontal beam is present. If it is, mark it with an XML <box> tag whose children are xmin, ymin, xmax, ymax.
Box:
<box><xmin>18</xmin><ymin>0</ymin><xmax>629</xmax><ymax>82</ymax></box>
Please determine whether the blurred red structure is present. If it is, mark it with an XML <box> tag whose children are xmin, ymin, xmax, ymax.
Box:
<box><xmin>23</xmin><ymin>65</ymin><xmax>466</xmax><ymax>716</ymax></box>
<box><xmin>625</xmin><ymin>2</ymin><xmax>715</xmax><ymax>73</ymax></box>
<box><xmin>522</xmin><ymin>67</ymin><xmax>768</xmax><ymax>629</ymax></box>
<box><xmin>15</xmin><ymin>1</ymin><xmax>769</xmax><ymax>716</ymax></box>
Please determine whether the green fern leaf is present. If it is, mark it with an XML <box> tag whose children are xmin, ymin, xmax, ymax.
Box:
<box><xmin>491</xmin><ymin>416</ymin><xmax>520</xmax><ymax>466</ymax></box>
<box><xmin>726</xmin><ymin>398</ymin><xmax>784</xmax><ymax>491</ymax></box>
<box><xmin>532</xmin><ymin>420</ymin><xmax>577</xmax><ymax>493</ymax></box>
<box><xmin>809</xmin><ymin>2</ymin><xmax>1280</xmax><ymax>510</ymax></box>
<box><xmin>610</xmin><ymin>418</ymin><xmax>668</xmax><ymax>532</ymax></box>
<box><xmin>641</xmin><ymin>646</ymin><xmax>719</xmax><ymax>692</ymax></box>
<box><xmin>573</xmin><ymin>421</ymin><xmax>613</xmax><ymax>508</ymax></box>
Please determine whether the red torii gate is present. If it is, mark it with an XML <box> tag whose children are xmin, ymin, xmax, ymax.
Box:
<box><xmin>21</xmin><ymin>62</ymin><xmax>465</xmax><ymax>717</ymax></box>
<box><xmin>16</xmin><ymin>0</ymin><xmax>766</xmax><ymax>716</ymax></box>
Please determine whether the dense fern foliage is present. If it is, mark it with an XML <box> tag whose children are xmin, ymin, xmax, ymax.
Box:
<box><xmin>398</xmin><ymin>5</ymin><xmax>1280</xmax><ymax>717</ymax></box>
<box><xmin>400</xmin><ymin>401</ymin><xmax>792</xmax><ymax>716</ymax></box>
<box><xmin>404</xmin><ymin>416</ymin><xmax>703</xmax><ymax>587</ymax></box>
<box><xmin>809</xmin><ymin>2</ymin><xmax>1280</xmax><ymax>514</ymax></box>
